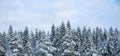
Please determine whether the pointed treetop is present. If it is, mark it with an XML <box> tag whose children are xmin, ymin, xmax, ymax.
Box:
<box><xmin>24</xmin><ymin>26</ymin><xmax>29</xmax><ymax>35</ymax></box>
<box><xmin>77</xmin><ymin>27</ymin><xmax>80</xmax><ymax>32</ymax></box>
<box><xmin>109</xmin><ymin>27</ymin><xmax>114</xmax><ymax>36</ymax></box>
<box><xmin>83</xmin><ymin>26</ymin><xmax>87</xmax><ymax>32</ymax></box>
<box><xmin>60</xmin><ymin>21</ymin><xmax>65</xmax><ymax>30</ymax></box>
<box><xmin>9</xmin><ymin>25</ymin><xmax>13</xmax><ymax>32</ymax></box>
<box><xmin>67</xmin><ymin>20</ymin><xmax>71</xmax><ymax>29</ymax></box>
<box><xmin>8</xmin><ymin>25</ymin><xmax>13</xmax><ymax>36</ymax></box>
<box><xmin>61</xmin><ymin>21</ymin><xmax>65</xmax><ymax>26</ymax></box>
<box><xmin>35</xmin><ymin>28</ymin><xmax>38</xmax><ymax>34</ymax></box>
<box><xmin>114</xmin><ymin>27</ymin><xmax>119</xmax><ymax>36</ymax></box>
<box><xmin>52</xmin><ymin>24</ymin><xmax>55</xmax><ymax>30</ymax></box>
<box><xmin>88</xmin><ymin>27</ymin><xmax>91</xmax><ymax>32</ymax></box>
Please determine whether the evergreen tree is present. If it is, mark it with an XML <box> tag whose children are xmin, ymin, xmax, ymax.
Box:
<box><xmin>67</xmin><ymin>20</ymin><xmax>71</xmax><ymax>30</ymax></box>
<box><xmin>12</xmin><ymin>32</ymin><xmax>23</xmax><ymax>56</ymax></box>
<box><xmin>0</xmin><ymin>32</ymin><xmax>5</xmax><ymax>56</ymax></box>
<box><xmin>50</xmin><ymin>24</ymin><xmax>56</xmax><ymax>42</ymax></box>
<box><xmin>107</xmin><ymin>27</ymin><xmax>120</xmax><ymax>56</ymax></box>
<box><xmin>22</xmin><ymin>27</ymin><xmax>33</xmax><ymax>56</ymax></box>
<box><xmin>8</xmin><ymin>25</ymin><xmax>14</xmax><ymax>56</ymax></box>
<box><xmin>60</xmin><ymin>21</ymin><xmax>66</xmax><ymax>37</ymax></box>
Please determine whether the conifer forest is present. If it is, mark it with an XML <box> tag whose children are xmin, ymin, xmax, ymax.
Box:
<box><xmin>1</xmin><ymin>0</ymin><xmax>120</xmax><ymax>56</ymax></box>
<box><xmin>0</xmin><ymin>21</ymin><xmax>120</xmax><ymax>56</ymax></box>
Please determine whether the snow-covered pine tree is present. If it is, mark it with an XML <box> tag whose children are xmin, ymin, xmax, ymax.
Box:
<box><xmin>60</xmin><ymin>21</ymin><xmax>79</xmax><ymax>56</ymax></box>
<box><xmin>76</xmin><ymin>27</ymin><xmax>83</xmax><ymax>56</ymax></box>
<box><xmin>60</xmin><ymin>21</ymin><xmax>66</xmax><ymax>37</ymax></box>
<box><xmin>32</xmin><ymin>29</ymin><xmax>39</xmax><ymax>53</ymax></box>
<box><xmin>80</xmin><ymin>27</ymin><xmax>92</xmax><ymax>56</ymax></box>
<box><xmin>100</xmin><ymin>29</ymin><xmax>108</xmax><ymax>56</ymax></box>
<box><xmin>50</xmin><ymin>24</ymin><xmax>56</xmax><ymax>42</ymax></box>
<box><xmin>0</xmin><ymin>32</ymin><xmax>6</xmax><ymax>56</ymax></box>
<box><xmin>52</xmin><ymin>27</ymin><xmax>59</xmax><ymax>47</ymax></box>
<box><xmin>22</xmin><ymin>27</ymin><xmax>34</xmax><ymax>56</ymax></box>
<box><xmin>107</xmin><ymin>27</ymin><xmax>120</xmax><ymax>56</ymax></box>
<box><xmin>12</xmin><ymin>32</ymin><xmax>23</xmax><ymax>56</ymax></box>
<box><xmin>7</xmin><ymin>25</ymin><xmax>14</xmax><ymax>56</ymax></box>
<box><xmin>34</xmin><ymin>31</ymin><xmax>56</xmax><ymax>56</ymax></box>
<box><xmin>54</xmin><ymin>22</ymin><xmax>66</xmax><ymax>56</ymax></box>
<box><xmin>85</xmin><ymin>28</ymin><xmax>92</xmax><ymax>56</ymax></box>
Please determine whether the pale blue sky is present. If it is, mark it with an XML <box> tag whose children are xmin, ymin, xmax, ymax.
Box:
<box><xmin>0</xmin><ymin>0</ymin><xmax>120</xmax><ymax>31</ymax></box>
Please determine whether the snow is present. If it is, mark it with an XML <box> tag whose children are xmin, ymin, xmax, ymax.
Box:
<box><xmin>0</xmin><ymin>46</ymin><xmax>5</xmax><ymax>52</ymax></box>
<box><xmin>47</xmin><ymin>46</ymin><xmax>56</xmax><ymax>52</ymax></box>
<box><xmin>12</xmin><ymin>53</ymin><xmax>17</xmax><ymax>56</ymax></box>
<box><xmin>47</xmin><ymin>54</ymin><xmax>53</xmax><ymax>56</ymax></box>
<box><xmin>18</xmin><ymin>45</ymin><xmax>23</xmax><ymax>48</ymax></box>
<box><xmin>39</xmin><ymin>48</ymin><xmax>48</xmax><ymax>53</ymax></box>
<box><xmin>13</xmin><ymin>49</ymin><xmax>19</xmax><ymax>52</ymax></box>
<box><xmin>44</xmin><ymin>42</ymin><xmax>52</xmax><ymax>45</ymax></box>
<box><xmin>92</xmin><ymin>53</ymin><xmax>98</xmax><ymax>56</ymax></box>
<box><xmin>65</xmin><ymin>49</ymin><xmax>71</xmax><ymax>52</ymax></box>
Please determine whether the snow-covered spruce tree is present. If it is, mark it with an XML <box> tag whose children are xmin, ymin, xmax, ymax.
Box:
<box><xmin>31</xmin><ymin>31</ymin><xmax>35</xmax><ymax>48</ymax></box>
<box><xmin>60</xmin><ymin>21</ymin><xmax>79</xmax><ymax>56</ymax></box>
<box><xmin>22</xmin><ymin>27</ymin><xmax>34</xmax><ymax>56</ymax></box>
<box><xmin>33</xmin><ymin>31</ymin><xmax>46</xmax><ymax>56</ymax></box>
<box><xmin>0</xmin><ymin>32</ymin><xmax>6</xmax><ymax>56</ymax></box>
<box><xmin>50</xmin><ymin>24</ymin><xmax>56</xmax><ymax>42</ymax></box>
<box><xmin>32</xmin><ymin>29</ymin><xmax>39</xmax><ymax>55</ymax></box>
<box><xmin>34</xmin><ymin>29</ymin><xmax>39</xmax><ymax>46</ymax></box>
<box><xmin>34</xmin><ymin>31</ymin><xmax>56</xmax><ymax>56</ymax></box>
<box><xmin>7</xmin><ymin>25</ymin><xmax>14</xmax><ymax>56</ymax></box>
<box><xmin>113</xmin><ymin>28</ymin><xmax>120</xmax><ymax>56</ymax></box>
<box><xmin>50</xmin><ymin>25</ymin><xmax>57</xmax><ymax>46</ymax></box>
<box><xmin>54</xmin><ymin>22</ymin><xmax>66</xmax><ymax>56</ymax></box>
<box><xmin>100</xmin><ymin>29</ymin><xmax>108</xmax><ymax>56</ymax></box>
<box><xmin>76</xmin><ymin>27</ymin><xmax>92</xmax><ymax>56</ymax></box>
<box><xmin>79</xmin><ymin>27</ymin><xmax>92</xmax><ymax>56</ymax></box>
<box><xmin>50</xmin><ymin>24</ymin><xmax>62</xmax><ymax>56</ymax></box>
<box><xmin>12</xmin><ymin>32</ymin><xmax>23</xmax><ymax>56</ymax></box>
<box><xmin>60</xmin><ymin>21</ymin><xmax>66</xmax><ymax>37</ymax></box>
<box><xmin>75</xmin><ymin>27</ymin><xmax>81</xmax><ymax>49</ymax></box>
<box><xmin>107</xmin><ymin>27</ymin><xmax>120</xmax><ymax>56</ymax></box>
<box><xmin>85</xmin><ymin>28</ymin><xmax>92</xmax><ymax>56</ymax></box>
<box><xmin>95</xmin><ymin>27</ymin><xmax>103</xmax><ymax>55</ymax></box>
<box><xmin>76</xmin><ymin>27</ymin><xmax>83</xmax><ymax>56</ymax></box>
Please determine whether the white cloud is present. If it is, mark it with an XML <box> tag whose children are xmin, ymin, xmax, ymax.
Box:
<box><xmin>86</xmin><ymin>18</ymin><xmax>104</xmax><ymax>28</ymax></box>
<box><xmin>15</xmin><ymin>9</ymin><xmax>42</xmax><ymax>18</ymax></box>
<box><xmin>0</xmin><ymin>11</ymin><xmax>4</xmax><ymax>16</ymax></box>
<box><xmin>11</xmin><ymin>1</ymin><xmax>24</xmax><ymax>7</ymax></box>
<box><xmin>0</xmin><ymin>0</ymin><xmax>24</xmax><ymax>7</ymax></box>
<box><xmin>84</xmin><ymin>0</ymin><xmax>101</xmax><ymax>6</ymax></box>
<box><xmin>52</xmin><ymin>0</ymin><xmax>79</xmax><ymax>20</ymax></box>
<box><xmin>8</xmin><ymin>16</ymin><xmax>15</xmax><ymax>21</ymax></box>
<box><xmin>52</xmin><ymin>0</ymin><xmax>75</xmax><ymax>9</ymax></box>
<box><xmin>0</xmin><ymin>0</ymin><xmax>120</xmax><ymax>31</ymax></box>
<box><xmin>56</xmin><ymin>10</ymin><xmax>78</xmax><ymax>18</ymax></box>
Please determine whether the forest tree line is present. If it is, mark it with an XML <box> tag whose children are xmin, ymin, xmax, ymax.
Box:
<box><xmin>0</xmin><ymin>21</ymin><xmax>120</xmax><ymax>56</ymax></box>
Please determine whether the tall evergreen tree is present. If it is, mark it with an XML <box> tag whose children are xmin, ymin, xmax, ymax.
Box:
<box><xmin>7</xmin><ymin>25</ymin><xmax>14</xmax><ymax>56</ymax></box>
<box><xmin>50</xmin><ymin>24</ymin><xmax>56</xmax><ymax>42</ymax></box>
<box><xmin>107</xmin><ymin>27</ymin><xmax>120</xmax><ymax>56</ymax></box>
<box><xmin>60</xmin><ymin>21</ymin><xmax>66</xmax><ymax>37</ymax></box>
<box><xmin>67</xmin><ymin>20</ymin><xmax>71</xmax><ymax>30</ymax></box>
<box><xmin>12</xmin><ymin>32</ymin><xmax>23</xmax><ymax>56</ymax></box>
<box><xmin>0</xmin><ymin>32</ymin><xmax>5</xmax><ymax>56</ymax></box>
<box><xmin>22</xmin><ymin>27</ymin><xmax>33</xmax><ymax>56</ymax></box>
